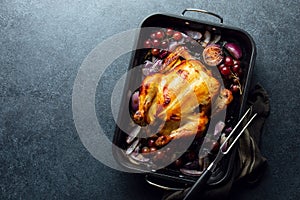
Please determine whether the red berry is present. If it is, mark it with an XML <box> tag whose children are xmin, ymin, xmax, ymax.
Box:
<box><xmin>166</xmin><ymin>28</ymin><xmax>174</xmax><ymax>36</ymax></box>
<box><xmin>174</xmin><ymin>158</ymin><xmax>183</xmax><ymax>167</ymax></box>
<box><xmin>231</xmin><ymin>64</ymin><xmax>240</xmax><ymax>73</ymax></box>
<box><xmin>150</xmin><ymin>33</ymin><xmax>156</xmax><ymax>39</ymax></box>
<box><xmin>161</xmin><ymin>40</ymin><xmax>169</xmax><ymax>49</ymax></box>
<box><xmin>155</xmin><ymin>31</ymin><xmax>165</xmax><ymax>39</ymax></box>
<box><xmin>151</xmin><ymin>48</ymin><xmax>160</xmax><ymax>56</ymax></box>
<box><xmin>152</xmin><ymin>39</ymin><xmax>160</xmax><ymax>47</ymax></box>
<box><xmin>224</xmin><ymin>56</ymin><xmax>234</xmax><ymax>66</ymax></box>
<box><xmin>218</xmin><ymin>63</ymin><xmax>225</xmax><ymax>71</ymax></box>
<box><xmin>150</xmin><ymin>147</ymin><xmax>157</xmax><ymax>152</ymax></box>
<box><xmin>233</xmin><ymin>59</ymin><xmax>240</xmax><ymax>66</ymax></box>
<box><xmin>148</xmin><ymin>139</ymin><xmax>156</xmax><ymax>147</ymax></box>
<box><xmin>143</xmin><ymin>39</ymin><xmax>152</xmax><ymax>48</ymax></box>
<box><xmin>141</xmin><ymin>147</ymin><xmax>150</xmax><ymax>153</ymax></box>
<box><xmin>220</xmin><ymin>66</ymin><xmax>231</xmax><ymax>76</ymax></box>
<box><xmin>231</xmin><ymin>84</ymin><xmax>240</xmax><ymax>93</ymax></box>
<box><xmin>172</xmin><ymin>31</ymin><xmax>182</xmax><ymax>41</ymax></box>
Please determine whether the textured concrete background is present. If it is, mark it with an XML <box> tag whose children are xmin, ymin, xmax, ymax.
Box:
<box><xmin>1</xmin><ymin>0</ymin><xmax>299</xmax><ymax>199</ymax></box>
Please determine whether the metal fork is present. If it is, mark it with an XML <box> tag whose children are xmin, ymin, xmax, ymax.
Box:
<box><xmin>183</xmin><ymin>107</ymin><xmax>257</xmax><ymax>200</ymax></box>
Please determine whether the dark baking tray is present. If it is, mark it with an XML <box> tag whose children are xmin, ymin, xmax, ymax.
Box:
<box><xmin>113</xmin><ymin>9</ymin><xmax>256</xmax><ymax>189</ymax></box>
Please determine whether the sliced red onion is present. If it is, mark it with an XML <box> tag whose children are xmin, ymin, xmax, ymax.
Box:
<box><xmin>183</xmin><ymin>160</ymin><xmax>200</xmax><ymax>170</ymax></box>
<box><xmin>180</xmin><ymin>168</ymin><xmax>203</xmax><ymax>176</ymax></box>
<box><xmin>127</xmin><ymin>156</ymin><xmax>140</xmax><ymax>165</ymax></box>
<box><xmin>185</xmin><ymin>31</ymin><xmax>202</xmax><ymax>40</ymax></box>
<box><xmin>168</xmin><ymin>38</ymin><xmax>186</xmax><ymax>52</ymax></box>
<box><xmin>130</xmin><ymin>152</ymin><xmax>150</xmax><ymax>162</ymax></box>
<box><xmin>182</xmin><ymin>34</ymin><xmax>192</xmax><ymax>43</ymax></box>
<box><xmin>130</xmin><ymin>154</ymin><xmax>150</xmax><ymax>162</ymax></box>
<box><xmin>224</xmin><ymin>43</ymin><xmax>242</xmax><ymax>59</ymax></box>
<box><xmin>168</xmin><ymin>41</ymin><xmax>178</xmax><ymax>51</ymax></box>
<box><xmin>144</xmin><ymin>60</ymin><xmax>153</xmax><ymax>68</ymax></box>
<box><xmin>225</xmin><ymin>127</ymin><xmax>233</xmax><ymax>134</ymax></box>
<box><xmin>158</xmin><ymin>50</ymin><xmax>168</xmax><ymax>59</ymax></box>
<box><xmin>126</xmin><ymin>139</ymin><xmax>140</xmax><ymax>155</ymax></box>
<box><xmin>142</xmin><ymin>59</ymin><xmax>163</xmax><ymax>76</ymax></box>
<box><xmin>126</xmin><ymin>126</ymin><xmax>141</xmax><ymax>144</ymax></box>
<box><xmin>214</xmin><ymin>121</ymin><xmax>225</xmax><ymax>137</ymax></box>
<box><xmin>130</xmin><ymin>91</ymin><xmax>139</xmax><ymax>113</ymax></box>
<box><xmin>202</xmin><ymin>30</ymin><xmax>211</xmax><ymax>47</ymax></box>
<box><xmin>142</xmin><ymin>68</ymin><xmax>150</xmax><ymax>76</ymax></box>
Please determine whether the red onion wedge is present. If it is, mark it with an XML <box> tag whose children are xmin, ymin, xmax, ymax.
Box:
<box><xmin>126</xmin><ymin>139</ymin><xmax>140</xmax><ymax>155</ymax></box>
<box><xmin>224</xmin><ymin>43</ymin><xmax>242</xmax><ymax>59</ymax></box>
<box><xmin>126</xmin><ymin>126</ymin><xmax>141</xmax><ymax>144</ymax></box>
<box><xmin>130</xmin><ymin>91</ymin><xmax>140</xmax><ymax>113</ymax></box>
<box><xmin>185</xmin><ymin>31</ymin><xmax>202</xmax><ymax>40</ymax></box>
<box><xmin>180</xmin><ymin>168</ymin><xmax>203</xmax><ymax>176</ymax></box>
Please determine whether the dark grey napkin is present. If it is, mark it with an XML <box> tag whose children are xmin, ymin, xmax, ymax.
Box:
<box><xmin>162</xmin><ymin>84</ymin><xmax>270</xmax><ymax>200</ymax></box>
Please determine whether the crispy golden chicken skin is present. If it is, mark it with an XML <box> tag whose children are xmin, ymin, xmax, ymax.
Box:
<box><xmin>133</xmin><ymin>46</ymin><xmax>232</xmax><ymax>146</ymax></box>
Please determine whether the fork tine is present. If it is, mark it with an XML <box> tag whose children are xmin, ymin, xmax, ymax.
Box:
<box><xmin>219</xmin><ymin>107</ymin><xmax>252</xmax><ymax>150</ymax></box>
<box><xmin>221</xmin><ymin>112</ymin><xmax>257</xmax><ymax>154</ymax></box>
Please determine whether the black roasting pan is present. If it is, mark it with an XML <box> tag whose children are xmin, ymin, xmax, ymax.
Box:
<box><xmin>112</xmin><ymin>9</ymin><xmax>256</xmax><ymax>190</ymax></box>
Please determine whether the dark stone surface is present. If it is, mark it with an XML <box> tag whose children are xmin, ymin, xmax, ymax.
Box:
<box><xmin>1</xmin><ymin>0</ymin><xmax>299</xmax><ymax>199</ymax></box>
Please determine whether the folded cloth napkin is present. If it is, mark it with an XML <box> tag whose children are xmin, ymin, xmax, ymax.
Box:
<box><xmin>162</xmin><ymin>84</ymin><xmax>270</xmax><ymax>200</ymax></box>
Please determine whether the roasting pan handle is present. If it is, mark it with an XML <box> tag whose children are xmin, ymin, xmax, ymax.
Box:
<box><xmin>182</xmin><ymin>8</ymin><xmax>223</xmax><ymax>23</ymax></box>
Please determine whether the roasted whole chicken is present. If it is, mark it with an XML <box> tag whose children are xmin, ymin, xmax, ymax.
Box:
<box><xmin>132</xmin><ymin>46</ymin><xmax>233</xmax><ymax>146</ymax></box>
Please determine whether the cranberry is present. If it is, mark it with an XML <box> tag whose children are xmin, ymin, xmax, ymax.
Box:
<box><xmin>141</xmin><ymin>147</ymin><xmax>150</xmax><ymax>153</ymax></box>
<box><xmin>166</xmin><ymin>28</ymin><xmax>174</xmax><ymax>36</ymax></box>
<box><xmin>172</xmin><ymin>31</ymin><xmax>183</xmax><ymax>41</ymax></box>
<box><xmin>220</xmin><ymin>66</ymin><xmax>231</xmax><ymax>76</ymax></box>
<box><xmin>144</xmin><ymin>39</ymin><xmax>152</xmax><ymax>48</ymax></box>
<box><xmin>148</xmin><ymin>139</ymin><xmax>156</xmax><ymax>147</ymax></box>
<box><xmin>155</xmin><ymin>30</ymin><xmax>165</xmax><ymax>39</ymax></box>
<box><xmin>224</xmin><ymin>56</ymin><xmax>234</xmax><ymax>67</ymax></box>
<box><xmin>151</xmin><ymin>48</ymin><xmax>159</xmax><ymax>56</ymax></box>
